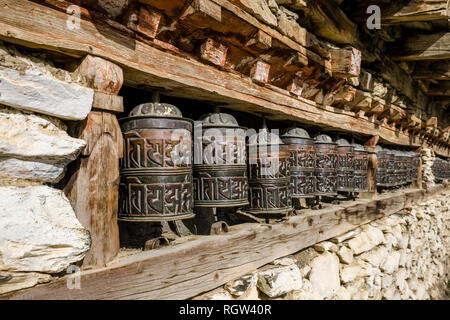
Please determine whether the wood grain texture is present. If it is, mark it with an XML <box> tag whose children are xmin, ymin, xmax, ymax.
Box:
<box><xmin>3</xmin><ymin>185</ymin><xmax>447</xmax><ymax>300</ymax></box>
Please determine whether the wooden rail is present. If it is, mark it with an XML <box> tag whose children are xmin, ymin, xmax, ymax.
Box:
<box><xmin>0</xmin><ymin>0</ymin><xmax>448</xmax><ymax>156</ymax></box>
<box><xmin>2</xmin><ymin>184</ymin><xmax>447</xmax><ymax>300</ymax></box>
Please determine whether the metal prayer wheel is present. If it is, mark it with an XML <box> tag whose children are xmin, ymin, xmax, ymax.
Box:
<box><xmin>247</xmin><ymin>126</ymin><xmax>292</xmax><ymax>216</ymax></box>
<box><xmin>411</xmin><ymin>152</ymin><xmax>420</xmax><ymax>181</ymax></box>
<box><xmin>119</xmin><ymin>102</ymin><xmax>195</xmax><ymax>222</ymax></box>
<box><xmin>314</xmin><ymin>134</ymin><xmax>338</xmax><ymax>196</ymax></box>
<box><xmin>385</xmin><ymin>149</ymin><xmax>396</xmax><ymax>187</ymax></box>
<box><xmin>193</xmin><ymin>111</ymin><xmax>248</xmax><ymax>207</ymax></box>
<box><xmin>335</xmin><ymin>138</ymin><xmax>354</xmax><ymax>192</ymax></box>
<box><xmin>281</xmin><ymin>127</ymin><xmax>316</xmax><ymax>198</ymax></box>
<box><xmin>352</xmin><ymin>143</ymin><xmax>369</xmax><ymax>192</ymax></box>
<box><xmin>406</xmin><ymin>151</ymin><xmax>415</xmax><ymax>183</ymax></box>
<box><xmin>376</xmin><ymin>146</ymin><xmax>389</xmax><ymax>187</ymax></box>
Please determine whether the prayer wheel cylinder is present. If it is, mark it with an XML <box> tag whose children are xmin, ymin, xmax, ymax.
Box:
<box><xmin>193</xmin><ymin>111</ymin><xmax>248</xmax><ymax>207</ymax></box>
<box><xmin>335</xmin><ymin>138</ymin><xmax>355</xmax><ymax>192</ymax></box>
<box><xmin>314</xmin><ymin>134</ymin><xmax>338</xmax><ymax>196</ymax></box>
<box><xmin>119</xmin><ymin>102</ymin><xmax>195</xmax><ymax>222</ymax></box>
<box><xmin>281</xmin><ymin>127</ymin><xmax>316</xmax><ymax>198</ymax></box>
<box><xmin>247</xmin><ymin>127</ymin><xmax>292</xmax><ymax>216</ymax></box>
<box><xmin>352</xmin><ymin>143</ymin><xmax>369</xmax><ymax>192</ymax></box>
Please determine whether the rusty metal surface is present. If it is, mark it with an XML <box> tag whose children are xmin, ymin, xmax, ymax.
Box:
<box><xmin>314</xmin><ymin>135</ymin><xmax>338</xmax><ymax>196</ymax></box>
<box><xmin>119</xmin><ymin>102</ymin><xmax>195</xmax><ymax>222</ymax></box>
<box><xmin>193</xmin><ymin>112</ymin><xmax>249</xmax><ymax>207</ymax></box>
<box><xmin>282</xmin><ymin>127</ymin><xmax>316</xmax><ymax>199</ymax></box>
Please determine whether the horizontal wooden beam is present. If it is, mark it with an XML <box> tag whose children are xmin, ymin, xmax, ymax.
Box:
<box><xmin>0</xmin><ymin>0</ymin><xmax>448</xmax><ymax>156</ymax></box>
<box><xmin>428</xmin><ymin>81</ymin><xmax>450</xmax><ymax>96</ymax></box>
<box><xmin>412</xmin><ymin>60</ymin><xmax>450</xmax><ymax>80</ymax></box>
<box><xmin>3</xmin><ymin>185</ymin><xmax>447</xmax><ymax>300</ymax></box>
<box><xmin>393</xmin><ymin>32</ymin><xmax>450</xmax><ymax>61</ymax></box>
<box><xmin>350</xmin><ymin>0</ymin><xmax>450</xmax><ymax>25</ymax></box>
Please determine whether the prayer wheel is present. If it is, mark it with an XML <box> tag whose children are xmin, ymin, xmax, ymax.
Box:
<box><xmin>314</xmin><ymin>134</ymin><xmax>338</xmax><ymax>196</ymax></box>
<box><xmin>119</xmin><ymin>102</ymin><xmax>195</xmax><ymax>222</ymax></box>
<box><xmin>335</xmin><ymin>138</ymin><xmax>354</xmax><ymax>192</ymax></box>
<box><xmin>385</xmin><ymin>149</ymin><xmax>396</xmax><ymax>187</ymax></box>
<box><xmin>376</xmin><ymin>146</ymin><xmax>389</xmax><ymax>187</ymax></box>
<box><xmin>247</xmin><ymin>126</ymin><xmax>292</xmax><ymax>216</ymax></box>
<box><xmin>352</xmin><ymin>143</ymin><xmax>369</xmax><ymax>192</ymax></box>
<box><xmin>281</xmin><ymin>127</ymin><xmax>316</xmax><ymax>198</ymax></box>
<box><xmin>193</xmin><ymin>111</ymin><xmax>248</xmax><ymax>207</ymax></box>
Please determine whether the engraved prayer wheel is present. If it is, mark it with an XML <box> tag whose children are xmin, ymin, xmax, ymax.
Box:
<box><xmin>314</xmin><ymin>134</ymin><xmax>338</xmax><ymax>196</ymax></box>
<box><xmin>376</xmin><ymin>146</ymin><xmax>389</xmax><ymax>187</ymax></box>
<box><xmin>352</xmin><ymin>143</ymin><xmax>369</xmax><ymax>192</ymax></box>
<box><xmin>193</xmin><ymin>111</ymin><xmax>248</xmax><ymax>207</ymax></box>
<box><xmin>385</xmin><ymin>149</ymin><xmax>396</xmax><ymax>187</ymax></box>
<box><xmin>281</xmin><ymin>127</ymin><xmax>316</xmax><ymax>198</ymax></box>
<box><xmin>247</xmin><ymin>126</ymin><xmax>292</xmax><ymax>216</ymax></box>
<box><xmin>405</xmin><ymin>151</ymin><xmax>414</xmax><ymax>183</ymax></box>
<box><xmin>335</xmin><ymin>138</ymin><xmax>354</xmax><ymax>192</ymax></box>
<box><xmin>119</xmin><ymin>102</ymin><xmax>195</xmax><ymax>222</ymax></box>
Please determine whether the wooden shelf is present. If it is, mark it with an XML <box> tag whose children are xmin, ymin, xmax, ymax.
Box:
<box><xmin>2</xmin><ymin>184</ymin><xmax>447</xmax><ymax>300</ymax></box>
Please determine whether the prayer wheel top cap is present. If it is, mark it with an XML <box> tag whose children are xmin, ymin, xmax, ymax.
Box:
<box><xmin>128</xmin><ymin>102</ymin><xmax>183</xmax><ymax>118</ymax></box>
<box><xmin>198</xmin><ymin>112</ymin><xmax>240</xmax><ymax>128</ymax></box>
<box><xmin>314</xmin><ymin>134</ymin><xmax>335</xmax><ymax>145</ymax></box>
<box><xmin>335</xmin><ymin>138</ymin><xmax>352</xmax><ymax>147</ymax></box>
<box><xmin>281</xmin><ymin>127</ymin><xmax>311</xmax><ymax>139</ymax></box>
<box><xmin>249</xmin><ymin>128</ymin><xmax>283</xmax><ymax>146</ymax></box>
<box><xmin>352</xmin><ymin>143</ymin><xmax>365</xmax><ymax>152</ymax></box>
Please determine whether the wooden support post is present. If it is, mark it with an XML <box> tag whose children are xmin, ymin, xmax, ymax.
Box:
<box><xmin>63</xmin><ymin>55</ymin><xmax>124</xmax><ymax>267</ymax></box>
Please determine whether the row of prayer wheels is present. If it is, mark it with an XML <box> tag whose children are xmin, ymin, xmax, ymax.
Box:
<box><xmin>117</xmin><ymin>101</ymin><xmax>388</xmax><ymax>224</ymax></box>
<box><xmin>432</xmin><ymin>158</ymin><xmax>450</xmax><ymax>181</ymax></box>
<box><xmin>375</xmin><ymin>147</ymin><xmax>419</xmax><ymax>187</ymax></box>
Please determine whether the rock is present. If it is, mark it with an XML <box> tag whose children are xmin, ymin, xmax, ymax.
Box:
<box><xmin>257</xmin><ymin>265</ymin><xmax>302</xmax><ymax>298</ymax></box>
<box><xmin>340</xmin><ymin>264</ymin><xmax>360</xmax><ymax>284</ymax></box>
<box><xmin>0</xmin><ymin>272</ymin><xmax>52</xmax><ymax>295</ymax></box>
<box><xmin>287</xmin><ymin>280</ymin><xmax>322</xmax><ymax>300</ymax></box>
<box><xmin>195</xmin><ymin>287</ymin><xmax>233</xmax><ymax>300</ymax></box>
<box><xmin>357</xmin><ymin>260</ymin><xmax>380</xmax><ymax>278</ymax></box>
<box><xmin>0</xmin><ymin>106</ymin><xmax>86</xmax><ymax>162</ymax></box>
<box><xmin>272</xmin><ymin>256</ymin><xmax>297</xmax><ymax>266</ymax></box>
<box><xmin>380</xmin><ymin>251</ymin><xmax>401</xmax><ymax>274</ymax></box>
<box><xmin>360</xmin><ymin>246</ymin><xmax>388</xmax><ymax>267</ymax></box>
<box><xmin>0</xmin><ymin>186</ymin><xmax>90</xmax><ymax>273</ymax></box>
<box><xmin>348</xmin><ymin>226</ymin><xmax>385</xmax><ymax>255</ymax></box>
<box><xmin>309</xmin><ymin>252</ymin><xmax>340</xmax><ymax>299</ymax></box>
<box><xmin>314</xmin><ymin>241</ymin><xmax>338</xmax><ymax>253</ymax></box>
<box><xmin>382</xmin><ymin>287</ymin><xmax>401</xmax><ymax>300</ymax></box>
<box><xmin>381</xmin><ymin>274</ymin><xmax>393</xmax><ymax>289</ymax></box>
<box><xmin>332</xmin><ymin>286</ymin><xmax>351</xmax><ymax>300</ymax></box>
<box><xmin>299</xmin><ymin>264</ymin><xmax>311</xmax><ymax>278</ymax></box>
<box><xmin>394</xmin><ymin>268</ymin><xmax>408</xmax><ymax>291</ymax></box>
<box><xmin>0</xmin><ymin>67</ymin><xmax>93</xmax><ymax>120</ymax></box>
<box><xmin>231</xmin><ymin>0</ymin><xmax>278</xmax><ymax>26</ymax></box>
<box><xmin>224</xmin><ymin>273</ymin><xmax>257</xmax><ymax>298</ymax></box>
<box><xmin>0</xmin><ymin>157</ymin><xmax>65</xmax><ymax>184</ymax></box>
<box><xmin>331</xmin><ymin>229</ymin><xmax>360</xmax><ymax>244</ymax></box>
<box><xmin>337</xmin><ymin>246</ymin><xmax>354</xmax><ymax>264</ymax></box>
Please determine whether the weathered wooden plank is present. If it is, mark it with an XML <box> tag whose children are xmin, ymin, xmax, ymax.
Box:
<box><xmin>428</xmin><ymin>81</ymin><xmax>450</xmax><ymax>96</ymax></box>
<box><xmin>412</xmin><ymin>60</ymin><xmax>450</xmax><ymax>80</ymax></box>
<box><xmin>0</xmin><ymin>0</ymin><xmax>448</xmax><ymax>156</ymax></box>
<box><xmin>2</xmin><ymin>185</ymin><xmax>446</xmax><ymax>300</ymax></box>
<box><xmin>350</xmin><ymin>0</ymin><xmax>450</xmax><ymax>24</ymax></box>
<box><xmin>393</xmin><ymin>32</ymin><xmax>450</xmax><ymax>61</ymax></box>
<box><xmin>92</xmin><ymin>91</ymin><xmax>124</xmax><ymax>113</ymax></box>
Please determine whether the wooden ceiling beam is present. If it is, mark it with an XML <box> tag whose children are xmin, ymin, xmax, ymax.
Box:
<box><xmin>393</xmin><ymin>32</ymin><xmax>450</xmax><ymax>61</ymax></box>
<box><xmin>412</xmin><ymin>60</ymin><xmax>450</xmax><ymax>80</ymax></box>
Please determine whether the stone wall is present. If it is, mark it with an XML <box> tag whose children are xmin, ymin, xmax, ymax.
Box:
<box><xmin>196</xmin><ymin>187</ymin><xmax>450</xmax><ymax>300</ymax></box>
<box><xmin>0</xmin><ymin>42</ymin><xmax>92</xmax><ymax>294</ymax></box>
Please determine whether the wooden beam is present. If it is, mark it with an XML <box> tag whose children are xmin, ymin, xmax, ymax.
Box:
<box><xmin>412</xmin><ymin>60</ymin><xmax>450</xmax><ymax>80</ymax></box>
<box><xmin>3</xmin><ymin>186</ymin><xmax>446</xmax><ymax>300</ymax></box>
<box><xmin>428</xmin><ymin>81</ymin><xmax>450</xmax><ymax>96</ymax></box>
<box><xmin>393</xmin><ymin>32</ymin><xmax>450</xmax><ymax>61</ymax></box>
<box><xmin>0</xmin><ymin>0</ymin><xmax>448</xmax><ymax>156</ymax></box>
<box><xmin>350</xmin><ymin>0</ymin><xmax>450</xmax><ymax>25</ymax></box>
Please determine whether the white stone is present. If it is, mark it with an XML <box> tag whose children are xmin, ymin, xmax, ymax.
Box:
<box><xmin>0</xmin><ymin>272</ymin><xmax>52</xmax><ymax>295</ymax></box>
<box><xmin>0</xmin><ymin>106</ymin><xmax>86</xmax><ymax>161</ymax></box>
<box><xmin>272</xmin><ymin>256</ymin><xmax>297</xmax><ymax>266</ymax></box>
<box><xmin>287</xmin><ymin>280</ymin><xmax>322</xmax><ymax>300</ymax></box>
<box><xmin>309</xmin><ymin>252</ymin><xmax>341</xmax><ymax>299</ymax></box>
<box><xmin>314</xmin><ymin>241</ymin><xmax>338</xmax><ymax>253</ymax></box>
<box><xmin>331</xmin><ymin>229</ymin><xmax>360</xmax><ymax>244</ymax></box>
<box><xmin>257</xmin><ymin>265</ymin><xmax>302</xmax><ymax>298</ymax></box>
<box><xmin>348</xmin><ymin>226</ymin><xmax>385</xmax><ymax>255</ymax></box>
<box><xmin>381</xmin><ymin>274</ymin><xmax>393</xmax><ymax>289</ymax></box>
<box><xmin>360</xmin><ymin>246</ymin><xmax>388</xmax><ymax>267</ymax></box>
<box><xmin>380</xmin><ymin>251</ymin><xmax>401</xmax><ymax>274</ymax></box>
<box><xmin>340</xmin><ymin>264</ymin><xmax>360</xmax><ymax>284</ymax></box>
<box><xmin>337</xmin><ymin>246</ymin><xmax>354</xmax><ymax>264</ymax></box>
<box><xmin>0</xmin><ymin>67</ymin><xmax>93</xmax><ymax>120</ymax></box>
<box><xmin>0</xmin><ymin>186</ymin><xmax>90</xmax><ymax>273</ymax></box>
<box><xmin>224</xmin><ymin>273</ymin><xmax>257</xmax><ymax>298</ymax></box>
<box><xmin>0</xmin><ymin>157</ymin><xmax>65</xmax><ymax>184</ymax></box>
<box><xmin>332</xmin><ymin>286</ymin><xmax>351</xmax><ymax>300</ymax></box>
